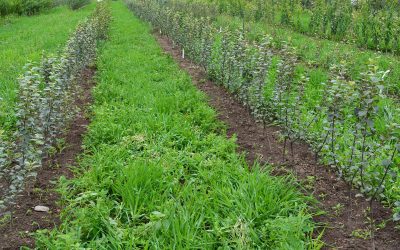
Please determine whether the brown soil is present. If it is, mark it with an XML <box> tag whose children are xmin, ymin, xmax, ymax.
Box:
<box><xmin>0</xmin><ymin>67</ymin><xmax>95</xmax><ymax>250</ymax></box>
<box><xmin>154</xmin><ymin>34</ymin><xmax>400</xmax><ymax>250</ymax></box>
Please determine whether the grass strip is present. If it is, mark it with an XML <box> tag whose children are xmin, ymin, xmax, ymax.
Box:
<box><xmin>35</xmin><ymin>1</ymin><xmax>319</xmax><ymax>249</ymax></box>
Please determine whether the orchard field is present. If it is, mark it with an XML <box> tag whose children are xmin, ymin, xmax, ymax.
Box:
<box><xmin>0</xmin><ymin>0</ymin><xmax>399</xmax><ymax>249</ymax></box>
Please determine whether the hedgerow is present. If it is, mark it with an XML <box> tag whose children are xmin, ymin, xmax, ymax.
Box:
<box><xmin>0</xmin><ymin>2</ymin><xmax>111</xmax><ymax>210</ymax></box>
<box><xmin>0</xmin><ymin>0</ymin><xmax>54</xmax><ymax>16</ymax></box>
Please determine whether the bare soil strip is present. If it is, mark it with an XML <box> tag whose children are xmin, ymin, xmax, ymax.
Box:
<box><xmin>155</xmin><ymin>34</ymin><xmax>400</xmax><ymax>250</ymax></box>
<box><xmin>0</xmin><ymin>68</ymin><xmax>95</xmax><ymax>250</ymax></box>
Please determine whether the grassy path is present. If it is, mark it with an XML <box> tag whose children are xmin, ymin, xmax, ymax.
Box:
<box><xmin>35</xmin><ymin>1</ymin><xmax>318</xmax><ymax>249</ymax></box>
<box><xmin>0</xmin><ymin>3</ymin><xmax>95</xmax><ymax>131</ymax></box>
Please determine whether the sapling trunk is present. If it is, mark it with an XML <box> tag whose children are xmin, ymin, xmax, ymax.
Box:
<box><xmin>290</xmin><ymin>140</ymin><xmax>294</xmax><ymax>159</ymax></box>
<box><xmin>316</xmin><ymin>130</ymin><xmax>330</xmax><ymax>160</ymax></box>
<box><xmin>347</xmin><ymin>126</ymin><xmax>359</xmax><ymax>178</ymax></box>
<box><xmin>282</xmin><ymin>102</ymin><xmax>289</xmax><ymax>160</ymax></box>
<box><xmin>330</xmin><ymin>111</ymin><xmax>337</xmax><ymax>168</ymax></box>
<box><xmin>314</xmin><ymin>128</ymin><xmax>330</xmax><ymax>176</ymax></box>
<box><xmin>359</xmin><ymin>128</ymin><xmax>367</xmax><ymax>189</ymax></box>
<box><xmin>347</xmin><ymin>126</ymin><xmax>359</xmax><ymax>225</ymax></box>
<box><xmin>221</xmin><ymin>33</ymin><xmax>228</xmax><ymax>85</ymax></box>
<box><xmin>283</xmin><ymin>138</ymin><xmax>287</xmax><ymax>161</ymax></box>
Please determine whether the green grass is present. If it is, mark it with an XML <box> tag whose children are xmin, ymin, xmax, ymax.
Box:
<box><xmin>0</xmin><ymin>2</ymin><xmax>95</xmax><ymax>132</ymax></box>
<box><xmin>35</xmin><ymin>1</ymin><xmax>320</xmax><ymax>248</ymax></box>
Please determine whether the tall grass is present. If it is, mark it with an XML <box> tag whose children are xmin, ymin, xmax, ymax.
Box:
<box><xmin>0</xmin><ymin>0</ymin><xmax>54</xmax><ymax>16</ymax></box>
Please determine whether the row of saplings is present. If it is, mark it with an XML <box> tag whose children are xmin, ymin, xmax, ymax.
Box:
<box><xmin>185</xmin><ymin>0</ymin><xmax>400</xmax><ymax>54</ymax></box>
<box><xmin>126</xmin><ymin>0</ymin><xmax>400</xmax><ymax>221</ymax></box>
<box><xmin>0</xmin><ymin>2</ymin><xmax>110</xmax><ymax>210</ymax></box>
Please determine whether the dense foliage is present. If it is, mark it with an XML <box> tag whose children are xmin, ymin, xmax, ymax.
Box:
<box><xmin>159</xmin><ymin>1</ymin><xmax>400</xmax><ymax>97</ymax></box>
<box><xmin>66</xmin><ymin>0</ymin><xmax>91</xmax><ymax>10</ymax></box>
<box><xmin>0</xmin><ymin>0</ymin><xmax>54</xmax><ymax>16</ymax></box>
<box><xmin>0</xmin><ymin>0</ymin><xmax>93</xmax><ymax>16</ymax></box>
<box><xmin>126</xmin><ymin>0</ymin><xmax>400</xmax><ymax>220</ymax></box>
<box><xmin>0</xmin><ymin>2</ymin><xmax>110</xmax><ymax>210</ymax></box>
<box><xmin>195</xmin><ymin>0</ymin><xmax>400</xmax><ymax>54</ymax></box>
<box><xmin>35</xmin><ymin>3</ymin><xmax>319</xmax><ymax>248</ymax></box>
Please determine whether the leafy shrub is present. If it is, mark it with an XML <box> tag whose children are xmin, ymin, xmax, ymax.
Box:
<box><xmin>22</xmin><ymin>0</ymin><xmax>53</xmax><ymax>15</ymax></box>
<box><xmin>66</xmin><ymin>0</ymin><xmax>91</xmax><ymax>10</ymax></box>
<box><xmin>0</xmin><ymin>0</ymin><xmax>53</xmax><ymax>16</ymax></box>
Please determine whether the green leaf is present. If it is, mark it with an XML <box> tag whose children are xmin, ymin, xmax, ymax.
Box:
<box><xmin>150</xmin><ymin>211</ymin><xmax>166</xmax><ymax>221</ymax></box>
<box><xmin>381</xmin><ymin>159</ymin><xmax>392</xmax><ymax>167</ymax></box>
<box><xmin>393</xmin><ymin>213</ymin><xmax>400</xmax><ymax>222</ymax></box>
<box><xmin>366</xmin><ymin>119</ymin><xmax>374</xmax><ymax>129</ymax></box>
<box><xmin>358</xmin><ymin>110</ymin><xmax>367</xmax><ymax>117</ymax></box>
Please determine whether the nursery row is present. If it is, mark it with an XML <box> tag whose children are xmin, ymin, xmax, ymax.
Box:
<box><xmin>194</xmin><ymin>0</ymin><xmax>400</xmax><ymax>55</ymax></box>
<box><xmin>34</xmin><ymin>2</ymin><xmax>320</xmax><ymax>248</ymax></box>
<box><xmin>126</xmin><ymin>0</ymin><xmax>400</xmax><ymax>220</ymax></box>
<box><xmin>164</xmin><ymin>0</ymin><xmax>400</xmax><ymax>97</ymax></box>
<box><xmin>0</xmin><ymin>2</ymin><xmax>110</xmax><ymax>210</ymax></box>
<box><xmin>0</xmin><ymin>2</ymin><xmax>95</xmax><ymax>132</ymax></box>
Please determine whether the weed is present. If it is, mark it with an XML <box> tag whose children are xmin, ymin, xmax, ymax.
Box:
<box><xmin>332</xmin><ymin>203</ymin><xmax>344</xmax><ymax>216</ymax></box>
<box><xmin>351</xmin><ymin>228</ymin><xmax>371</xmax><ymax>240</ymax></box>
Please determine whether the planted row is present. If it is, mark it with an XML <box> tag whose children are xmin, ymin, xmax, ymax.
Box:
<box><xmin>189</xmin><ymin>0</ymin><xmax>400</xmax><ymax>55</ymax></box>
<box><xmin>0</xmin><ymin>2</ymin><xmax>110</xmax><ymax>210</ymax></box>
<box><xmin>126</xmin><ymin>0</ymin><xmax>400</xmax><ymax>220</ymax></box>
<box><xmin>143</xmin><ymin>0</ymin><xmax>400</xmax><ymax>97</ymax></box>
